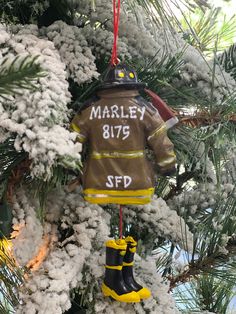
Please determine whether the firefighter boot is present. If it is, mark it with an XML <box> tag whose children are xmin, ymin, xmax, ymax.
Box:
<box><xmin>123</xmin><ymin>236</ymin><xmax>151</xmax><ymax>299</ymax></box>
<box><xmin>102</xmin><ymin>239</ymin><xmax>140</xmax><ymax>303</ymax></box>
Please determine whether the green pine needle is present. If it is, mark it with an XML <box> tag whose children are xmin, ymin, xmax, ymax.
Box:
<box><xmin>0</xmin><ymin>238</ymin><xmax>24</xmax><ymax>312</ymax></box>
<box><xmin>218</xmin><ymin>42</ymin><xmax>236</xmax><ymax>80</ymax></box>
<box><xmin>0</xmin><ymin>55</ymin><xmax>46</xmax><ymax>98</ymax></box>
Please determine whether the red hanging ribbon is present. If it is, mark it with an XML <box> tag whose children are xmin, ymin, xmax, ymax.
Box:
<box><xmin>119</xmin><ymin>205</ymin><xmax>123</xmax><ymax>239</ymax></box>
<box><xmin>111</xmin><ymin>0</ymin><xmax>121</xmax><ymax>65</ymax></box>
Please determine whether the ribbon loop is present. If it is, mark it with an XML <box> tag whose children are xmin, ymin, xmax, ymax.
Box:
<box><xmin>111</xmin><ymin>0</ymin><xmax>121</xmax><ymax>65</ymax></box>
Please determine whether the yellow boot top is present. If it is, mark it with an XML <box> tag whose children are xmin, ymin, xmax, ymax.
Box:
<box><xmin>105</xmin><ymin>239</ymin><xmax>127</xmax><ymax>250</ymax></box>
<box><xmin>125</xmin><ymin>236</ymin><xmax>137</xmax><ymax>246</ymax></box>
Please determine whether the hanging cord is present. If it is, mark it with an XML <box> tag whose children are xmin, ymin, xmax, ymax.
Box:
<box><xmin>119</xmin><ymin>205</ymin><xmax>123</xmax><ymax>239</ymax></box>
<box><xmin>110</xmin><ymin>0</ymin><xmax>121</xmax><ymax>65</ymax></box>
<box><xmin>111</xmin><ymin>0</ymin><xmax>122</xmax><ymax>238</ymax></box>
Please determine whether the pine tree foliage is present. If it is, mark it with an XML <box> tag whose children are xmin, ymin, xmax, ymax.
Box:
<box><xmin>0</xmin><ymin>0</ymin><xmax>235</xmax><ymax>313</ymax></box>
<box><xmin>0</xmin><ymin>56</ymin><xmax>46</xmax><ymax>314</ymax></box>
<box><xmin>131</xmin><ymin>0</ymin><xmax>211</xmax><ymax>31</ymax></box>
<box><xmin>218</xmin><ymin>42</ymin><xmax>236</xmax><ymax>80</ymax></box>
<box><xmin>0</xmin><ymin>239</ymin><xmax>24</xmax><ymax>314</ymax></box>
<box><xmin>0</xmin><ymin>55</ymin><xmax>46</xmax><ymax>97</ymax></box>
<box><xmin>0</xmin><ymin>139</ymin><xmax>27</xmax><ymax>200</ymax></box>
<box><xmin>180</xmin><ymin>7</ymin><xmax>236</xmax><ymax>54</ymax></box>
<box><xmin>175</xmin><ymin>273</ymin><xmax>235</xmax><ymax>313</ymax></box>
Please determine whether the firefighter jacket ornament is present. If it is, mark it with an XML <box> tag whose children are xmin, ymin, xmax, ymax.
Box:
<box><xmin>71</xmin><ymin>64</ymin><xmax>176</xmax><ymax>205</ymax></box>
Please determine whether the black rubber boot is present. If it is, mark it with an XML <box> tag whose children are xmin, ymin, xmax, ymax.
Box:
<box><xmin>122</xmin><ymin>236</ymin><xmax>151</xmax><ymax>299</ymax></box>
<box><xmin>102</xmin><ymin>239</ymin><xmax>140</xmax><ymax>302</ymax></box>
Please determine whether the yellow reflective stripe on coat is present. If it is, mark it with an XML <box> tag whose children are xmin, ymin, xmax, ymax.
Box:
<box><xmin>76</xmin><ymin>134</ymin><xmax>86</xmax><ymax>143</ymax></box>
<box><xmin>85</xmin><ymin>196</ymin><xmax>152</xmax><ymax>205</ymax></box>
<box><xmin>84</xmin><ymin>187</ymin><xmax>154</xmax><ymax>204</ymax></box>
<box><xmin>70</xmin><ymin>122</ymin><xmax>81</xmax><ymax>133</ymax></box>
<box><xmin>70</xmin><ymin>123</ymin><xmax>86</xmax><ymax>143</ymax></box>
<box><xmin>91</xmin><ymin>150</ymin><xmax>144</xmax><ymax>159</ymax></box>
<box><xmin>157</xmin><ymin>154</ymin><xmax>176</xmax><ymax>167</ymax></box>
<box><xmin>84</xmin><ymin>188</ymin><xmax>154</xmax><ymax>196</ymax></box>
<box><xmin>148</xmin><ymin>124</ymin><xmax>166</xmax><ymax>140</ymax></box>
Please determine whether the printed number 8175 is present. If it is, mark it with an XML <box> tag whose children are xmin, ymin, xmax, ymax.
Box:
<box><xmin>102</xmin><ymin>124</ymin><xmax>130</xmax><ymax>140</ymax></box>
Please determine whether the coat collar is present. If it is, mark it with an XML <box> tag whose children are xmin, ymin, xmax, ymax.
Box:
<box><xmin>97</xmin><ymin>88</ymin><xmax>139</xmax><ymax>98</ymax></box>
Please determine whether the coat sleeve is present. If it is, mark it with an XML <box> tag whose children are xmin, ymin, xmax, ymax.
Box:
<box><xmin>70</xmin><ymin>110</ymin><xmax>88</xmax><ymax>143</ymax></box>
<box><xmin>145</xmin><ymin>109</ymin><xmax>176</xmax><ymax>175</ymax></box>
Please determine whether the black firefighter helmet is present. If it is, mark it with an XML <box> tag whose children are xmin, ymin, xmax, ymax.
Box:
<box><xmin>98</xmin><ymin>63</ymin><xmax>146</xmax><ymax>90</ymax></box>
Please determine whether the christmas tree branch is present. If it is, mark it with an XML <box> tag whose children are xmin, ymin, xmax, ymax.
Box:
<box><xmin>168</xmin><ymin>247</ymin><xmax>236</xmax><ymax>291</ymax></box>
<box><xmin>0</xmin><ymin>55</ymin><xmax>46</xmax><ymax>97</ymax></box>
<box><xmin>164</xmin><ymin>170</ymin><xmax>195</xmax><ymax>201</ymax></box>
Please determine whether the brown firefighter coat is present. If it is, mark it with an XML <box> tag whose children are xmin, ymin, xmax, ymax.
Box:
<box><xmin>71</xmin><ymin>88</ymin><xmax>176</xmax><ymax>205</ymax></box>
